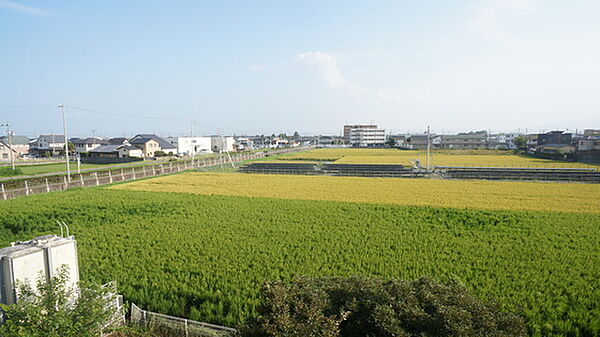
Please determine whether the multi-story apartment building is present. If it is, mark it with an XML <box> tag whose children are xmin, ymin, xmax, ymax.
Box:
<box><xmin>349</xmin><ymin>127</ymin><xmax>386</xmax><ymax>147</ymax></box>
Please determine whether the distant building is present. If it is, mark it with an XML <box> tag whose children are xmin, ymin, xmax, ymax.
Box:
<box><xmin>88</xmin><ymin>145</ymin><xmax>120</xmax><ymax>158</ymax></box>
<box><xmin>440</xmin><ymin>134</ymin><xmax>487</xmax><ymax>149</ymax></box>
<box><xmin>537</xmin><ymin>131</ymin><xmax>572</xmax><ymax>147</ymax></box>
<box><xmin>129</xmin><ymin>134</ymin><xmax>177</xmax><ymax>156</ymax></box>
<box><xmin>71</xmin><ymin>137</ymin><xmax>106</xmax><ymax>155</ymax></box>
<box><xmin>167</xmin><ymin>137</ymin><xmax>212</xmax><ymax>156</ymax></box>
<box><xmin>0</xmin><ymin>139</ymin><xmax>19</xmax><ymax>161</ymax></box>
<box><xmin>583</xmin><ymin>129</ymin><xmax>600</xmax><ymax>136</ymax></box>
<box><xmin>30</xmin><ymin>135</ymin><xmax>66</xmax><ymax>157</ymax></box>
<box><xmin>107</xmin><ymin>137</ymin><xmax>128</xmax><ymax>145</ymax></box>
<box><xmin>210</xmin><ymin>136</ymin><xmax>235</xmax><ymax>153</ymax></box>
<box><xmin>343</xmin><ymin>124</ymin><xmax>378</xmax><ymax>144</ymax></box>
<box><xmin>118</xmin><ymin>145</ymin><xmax>144</xmax><ymax>158</ymax></box>
<box><xmin>234</xmin><ymin>138</ymin><xmax>254</xmax><ymax>151</ymax></box>
<box><xmin>0</xmin><ymin>135</ymin><xmax>29</xmax><ymax>156</ymax></box>
<box><xmin>408</xmin><ymin>134</ymin><xmax>430</xmax><ymax>150</ymax></box>
<box><xmin>349</xmin><ymin>127</ymin><xmax>385</xmax><ymax>147</ymax></box>
<box><xmin>577</xmin><ymin>138</ymin><xmax>600</xmax><ymax>151</ymax></box>
<box><xmin>388</xmin><ymin>134</ymin><xmax>410</xmax><ymax>148</ymax></box>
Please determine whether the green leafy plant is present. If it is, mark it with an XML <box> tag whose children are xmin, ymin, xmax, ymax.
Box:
<box><xmin>0</xmin><ymin>265</ymin><xmax>119</xmax><ymax>337</ymax></box>
<box><xmin>240</xmin><ymin>276</ymin><xmax>527</xmax><ymax>337</ymax></box>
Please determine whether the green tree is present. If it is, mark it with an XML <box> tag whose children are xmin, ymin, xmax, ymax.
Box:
<box><xmin>386</xmin><ymin>138</ymin><xmax>397</xmax><ymax>148</ymax></box>
<box><xmin>513</xmin><ymin>136</ymin><xmax>527</xmax><ymax>151</ymax></box>
<box><xmin>0</xmin><ymin>266</ymin><xmax>118</xmax><ymax>337</ymax></box>
<box><xmin>240</xmin><ymin>276</ymin><xmax>527</xmax><ymax>337</ymax></box>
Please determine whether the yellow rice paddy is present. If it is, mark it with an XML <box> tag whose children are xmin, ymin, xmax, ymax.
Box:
<box><xmin>278</xmin><ymin>149</ymin><xmax>598</xmax><ymax>169</ymax></box>
<box><xmin>110</xmin><ymin>172</ymin><xmax>600</xmax><ymax>213</ymax></box>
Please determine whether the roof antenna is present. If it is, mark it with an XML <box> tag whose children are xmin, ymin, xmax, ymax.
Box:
<box><xmin>62</xmin><ymin>221</ymin><xmax>70</xmax><ymax>237</ymax></box>
<box><xmin>56</xmin><ymin>220</ymin><xmax>64</xmax><ymax>237</ymax></box>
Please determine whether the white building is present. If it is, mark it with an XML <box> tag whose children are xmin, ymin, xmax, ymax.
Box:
<box><xmin>72</xmin><ymin>137</ymin><xmax>106</xmax><ymax>155</ymax></box>
<box><xmin>211</xmin><ymin>136</ymin><xmax>235</xmax><ymax>153</ymax></box>
<box><xmin>349</xmin><ymin>127</ymin><xmax>386</xmax><ymax>147</ymax></box>
<box><xmin>167</xmin><ymin>137</ymin><xmax>213</xmax><ymax>156</ymax></box>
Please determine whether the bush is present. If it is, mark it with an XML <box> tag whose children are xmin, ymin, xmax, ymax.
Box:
<box><xmin>154</xmin><ymin>151</ymin><xmax>167</xmax><ymax>157</ymax></box>
<box><xmin>240</xmin><ymin>276</ymin><xmax>527</xmax><ymax>337</ymax></box>
<box><xmin>0</xmin><ymin>166</ymin><xmax>23</xmax><ymax>177</ymax></box>
<box><xmin>0</xmin><ymin>266</ymin><xmax>119</xmax><ymax>337</ymax></box>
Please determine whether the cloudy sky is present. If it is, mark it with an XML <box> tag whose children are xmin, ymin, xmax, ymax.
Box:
<box><xmin>1</xmin><ymin>0</ymin><xmax>599</xmax><ymax>137</ymax></box>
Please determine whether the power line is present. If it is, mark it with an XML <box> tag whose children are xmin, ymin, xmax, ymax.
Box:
<box><xmin>66</xmin><ymin>105</ymin><xmax>189</xmax><ymax>121</ymax></box>
<box><xmin>0</xmin><ymin>105</ymin><xmax>55</xmax><ymax>109</ymax></box>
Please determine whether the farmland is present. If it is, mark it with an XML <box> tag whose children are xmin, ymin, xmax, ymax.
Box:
<box><xmin>278</xmin><ymin>148</ymin><xmax>599</xmax><ymax>169</ymax></box>
<box><xmin>0</xmin><ymin>172</ymin><xmax>599</xmax><ymax>337</ymax></box>
<box><xmin>112</xmin><ymin>172</ymin><xmax>600</xmax><ymax>213</ymax></box>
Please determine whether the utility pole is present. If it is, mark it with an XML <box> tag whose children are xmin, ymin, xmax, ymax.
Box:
<box><xmin>58</xmin><ymin>104</ymin><xmax>71</xmax><ymax>181</ymax></box>
<box><xmin>1</xmin><ymin>122</ymin><xmax>15</xmax><ymax>170</ymax></box>
<box><xmin>426</xmin><ymin>126</ymin><xmax>431</xmax><ymax>171</ymax></box>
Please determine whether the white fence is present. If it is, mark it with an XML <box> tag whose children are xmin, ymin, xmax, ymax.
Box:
<box><xmin>0</xmin><ymin>147</ymin><xmax>311</xmax><ymax>200</ymax></box>
<box><xmin>130</xmin><ymin>303</ymin><xmax>237</xmax><ymax>337</ymax></box>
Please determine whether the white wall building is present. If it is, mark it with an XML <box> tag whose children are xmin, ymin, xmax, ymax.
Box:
<box><xmin>167</xmin><ymin>137</ymin><xmax>213</xmax><ymax>156</ymax></box>
<box><xmin>211</xmin><ymin>136</ymin><xmax>235</xmax><ymax>153</ymax></box>
<box><xmin>349</xmin><ymin>128</ymin><xmax>386</xmax><ymax>147</ymax></box>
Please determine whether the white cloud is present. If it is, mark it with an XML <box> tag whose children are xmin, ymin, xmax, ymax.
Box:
<box><xmin>295</xmin><ymin>51</ymin><xmax>361</xmax><ymax>91</ymax></box>
<box><xmin>0</xmin><ymin>0</ymin><xmax>54</xmax><ymax>16</ymax></box>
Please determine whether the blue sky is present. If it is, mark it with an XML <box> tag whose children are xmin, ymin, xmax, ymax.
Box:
<box><xmin>1</xmin><ymin>0</ymin><xmax>599</xmax><ymax>137</ymax></box>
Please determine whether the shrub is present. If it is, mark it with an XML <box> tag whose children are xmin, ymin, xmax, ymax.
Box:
<box><xmin>0</xmin><ymin>266</ymin><xmax>119</xmax><ymax>337</ymax></box>
<box><xmin>240</xmin><ymin>276</ymin><xmax>527</xmax><ymax>337</ymax></box>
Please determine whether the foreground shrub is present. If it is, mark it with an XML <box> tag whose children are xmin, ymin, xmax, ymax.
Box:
<box><xmin>240</xmin><ymin>276</ymin><xmax>527</xmax><ymax>337</ymax></box>
<box><xmin>0</xmin><ymin>266</ymin><xmax>118</xmax><ymax>337</ymax></box>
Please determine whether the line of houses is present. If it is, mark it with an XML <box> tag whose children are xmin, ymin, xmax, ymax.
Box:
<box><xmin>0</xmin><ymin>133</ymin><xmax>300</xmax><ymax>162</ymax></box>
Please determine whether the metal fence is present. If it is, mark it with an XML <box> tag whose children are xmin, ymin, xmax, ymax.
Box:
<box><xmin>131</xmin><ymin>303</ymin><xmax>236</xmax><ymax>337</ymax></box>
<box><xmin>0</xmin><ymin>147</ymin><xmax>311</xmax><ymax>200</ymax></box>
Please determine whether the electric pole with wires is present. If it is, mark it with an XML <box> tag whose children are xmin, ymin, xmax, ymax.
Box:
<box><xmin>1</xmin><ymin>122</ymin><xmax>15</xmax><ymax>170</ymax></box>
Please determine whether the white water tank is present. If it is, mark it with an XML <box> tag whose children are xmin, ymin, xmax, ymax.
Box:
<box><xmin>0</xmin><ymin>235</ymin><xmax>79</xmax><ymax>305</ymax></box>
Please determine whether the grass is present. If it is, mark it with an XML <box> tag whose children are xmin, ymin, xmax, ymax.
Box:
<box><xmin>15</xmin><ymin>162</ymin><xmax>113</xmax><ymax>175</ymax></box>
<box><xmin>111</xmin><ymin>172</ymin><xmax>600</xmax><ymax>214</ymax></box>
<box><xmin>0</xmin><ymin>185</ymin><xmax>598</xmax><ymax>336</ymax></box>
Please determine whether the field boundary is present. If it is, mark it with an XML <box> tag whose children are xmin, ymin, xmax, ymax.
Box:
<box><xmin>131</xmin><ymin>303</ymin><xmax>236</xmax><ymax>337</ymax></box>
<box><xmin>0</xmin><ymin>147</ymin><xmax>310</xmax><ymax>200</ymax></box>
<box><xmin>238</xmin><ymin>162</ymin><xmax>600</xmax><ymax>183</ymax></box>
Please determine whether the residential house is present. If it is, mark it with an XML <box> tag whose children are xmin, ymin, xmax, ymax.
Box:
<box><xmin>72</xmin><ymin>137</ymin><xmax>106</xmax><ymax>155</ymax></box>
<box><xmin>408</xmin><ymin>134</ymin><xmax>430</xmax><ymax>150</ymax></box>
<box><xmin>118</xmin><ymin>145</ymin><xmax>144</xmax><ymax>158</ymax></box>
<box><xmin>129</xmin><ymin>134</ymin><xmax>177</xmax><ymax>157</ymax></box>
<box><xmin>0</xmin><ymin>139</ymin><xmax>19</xmax><ymax>161</ymax></box>
<box><xmin>108</xmin><ymin>137</ymin><xmax>129</xmax><ymax>145</ymax></box>
<box><xmin>88</xmin><ymin>145</ymin><xmax>120</xmax><ymax>158</ymax></box>
<box><xmin>0</xmin><ymin>135</ymin><xmax>29</xmax><ymax>156</ymax></box>
<box><xmin>536</xmin><ymin>131</ymin><xmax>574</xmax><ymax>154</ymax></box>
<box><xmin>440</xmin><ymin>133</ymin><xmax>487</xmax><ymax>149</ymax></box>
<box><xmin>166</xmin><ymin>137</ymin><xmax>213</xmax><ymax>156</ymax></box>
<box><xmin>30</xmin><ymin>135</ymin><xmax>66</xmax><ymax>157</ymax></box>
